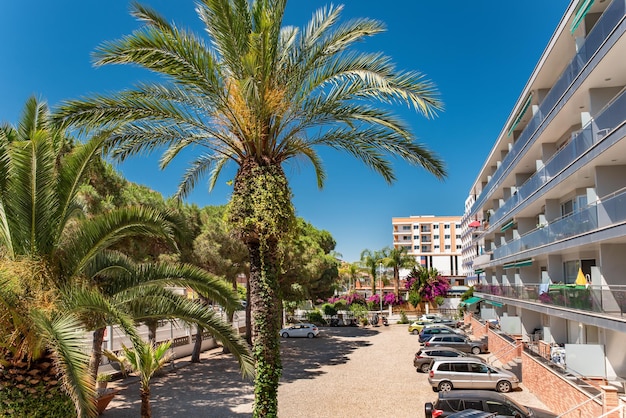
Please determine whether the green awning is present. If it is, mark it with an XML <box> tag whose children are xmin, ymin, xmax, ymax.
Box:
<box><xmin>501</xmin><ymin>219</ymin><xmax>516</xmax><ymax>232</ymax></box>
<box><xmin>507</xmin><ymin>94</ymin><xmax>533</xmax><ymax>137</ymax></box>
<box><xmin>460</xmin><ymin>296</ymin><xmax>483</xmax><ymax>306</ymax></box>
<box><xmin>515</xmin><ymin>259</ymin><xmax>533</xmax><ymax>268</ymax></box>
<box><xmin>503</xmin><ymin>262</ymin><xmax>516</xmax><ymax>269</ymax></box>
<box><xmin>571</xmin><ymin>0</ymin><xmax>595</xmax><ymax>33</ymax></box>
<box><xmin>484</xmin><ymin>300</ymin><xmax>504</xmax><ymax>308</ymax></box>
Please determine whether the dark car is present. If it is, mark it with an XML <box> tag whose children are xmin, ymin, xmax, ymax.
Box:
<box><xmin>419</xmin><ymin>326</ymin><xmax>460</xmax><ymax>343</ymax></box>
<box><xmin>424</xmin><ymin>334</ymin><xmax>488</xmax><ymax>354</ymax></box>
<box><xmin>414</xmin><ymin>347</ymin><xmax>484</xmax><ymax>373</ymax></box>
<box><xmin>425</xmin><ymin>390</ymin><xmax>557</xmax><ymax>418</ymax></box>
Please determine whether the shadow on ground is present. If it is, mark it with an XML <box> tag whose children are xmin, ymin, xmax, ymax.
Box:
<box><xmin>106</xmin><ymin>326</ymin><xmax>379</xmax><ymax>417</ymax></box>
<box><xmin>279</xmin><ymin>326</ymin><xmax>378</xmax><ymax>382</ymax></box>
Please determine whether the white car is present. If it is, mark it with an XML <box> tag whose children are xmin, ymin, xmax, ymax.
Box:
<box><xmin>280</xmin><ymin>323</ymin><xmax>319</xmax><ymax>338</ymax></box>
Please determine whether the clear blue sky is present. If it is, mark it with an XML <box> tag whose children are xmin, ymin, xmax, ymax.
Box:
<box><xmin>0</xmin><ymin>1</ymin><xmax>570</xmax><ymax>263</ymax></box>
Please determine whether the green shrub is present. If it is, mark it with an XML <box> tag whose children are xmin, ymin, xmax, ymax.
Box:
<box><xmin>397</xmin><ymin>310</ymin><xmax>409</xmax><ymax>324</ymax></box>
<box><xmin>0</xmin><ymin>383</ymin><xmax>74</xmax><ymax>418</ymax></box>
<box><xmin>306</xmin><ymin>309</ymin><xmax>325</xmax><ymax>325</ymax></box>
<box><xmin>321</xmin><ymin>303</ymin><xmax>337</xmax><ymax>316</ymax></box>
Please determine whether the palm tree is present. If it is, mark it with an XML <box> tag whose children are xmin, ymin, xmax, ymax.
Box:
<box><xmin>0</xmin><ymin>98</ymin><xmax>179</xmax><ymax>417</ymax></box>
<box><xmin>382</xmin><ymin>246</ymin><xmax>416</xmax><ymax>297</ymax></box>
<box><xmin>360</xmin><ymin>249</ymin><xmax>384</xmax><ymax>295</ymax></box>
<box><xmin>109</xmin><ymin>340</ymin><xmax>172</xmax><ymax>418</ymax></box>
<box><xmin>338</xmin><ymin>261</ymin><xmax>361</xmax><ymax>293</ymax></box>
<box><xmin>56</xmin><ymin>1</ymin><xmax>446</xmax><ymax>415</ymax></box>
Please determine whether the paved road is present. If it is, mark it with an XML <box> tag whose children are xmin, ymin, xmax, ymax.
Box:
<box><xmin>105</xmin><ymin>324</ymin><xmax>550</xmax><ymax>417</ymax></box>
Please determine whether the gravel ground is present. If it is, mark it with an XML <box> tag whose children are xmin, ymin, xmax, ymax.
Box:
<box><xmin>105</xmin><ymin>324</ymin><xmax>551</xmax><ymax>417</ymax></box>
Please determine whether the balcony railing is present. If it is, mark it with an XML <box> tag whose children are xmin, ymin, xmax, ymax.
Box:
<box><xmin>470</xmin><ymin>0</ymin><xmax>626</xmax><ymax>215</ymax></box>
<box><xmin>474</xmin><ymin>283</ymin><xmax>626</xmax><ymax>317</ymax></box>
<box><xmin>492</xmin><ymin>187</ymin><xmax>626</xmax><ymax>260</ymax></box>
<box><xmin>489</xmin><ymin>86</ymin><xmax>626</xmax><ymax>226</ymax></box>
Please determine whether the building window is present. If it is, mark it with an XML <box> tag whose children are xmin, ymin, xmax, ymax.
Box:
<box><xmin>456</xmin><ymin>245</ymin><xmax>462</xmax><ymax>250</ymax></box>
<box><xmin>445</xmin><ymin>245</ymin><xmax>451</xmax><ymax>250</ymax></box>
<box><xmin>413</xmin><ymin>245</ymin><xmax>419</xmax><ymax>250</ymax></box>
<box><xmin>413</xmin><ymin>225</ymin><xmax>419</xmax><ymax>229</ymax></box>
<box><xmin>563</xmin><ymin>260</ymin><xmax>580</xmax><ymax>284</ymax></box>
<box><xmin>421</xmin><ymin>245</ymin><xmax>430</xmax><ymax>252</ymax></box>
<box><xmin>455</xmin><ymin>224</ymin><xmax>461</xmax><ymax>229</ymax></box>
<box><xmin>455</xmin><ymin>235</ymin><xmax>461</xmax><ymax>239</ymax></box>
<box><xmin>433</xmin><ymin>225</ymin><xmax>439</xmax><ymax>229</ymax></box>
<box><xmin>413</xmin><ymin>235</ymin><xmax>419</xmax><ymax>240</ymax></box>
<box><xmin>433</xmin><ymin>235</ymin><xmax>439</xmax><ymax>240</ymax></box>
<box><xmin>402</xmin><ymin>225</ymin><xmax>411</xmax><ymax>231</ymax></box>
<box><xmin>444</xmin><ymin>235</ymin><xmax>450</xmax><ymax>239</ymax></box>
<box><xmin>444</xmin><ymin>224</ymin><xmax>450</xmax><ymax>229</ymax></box>
<box><xmin>434</xmin><ymin>245</ymin><xmax>440</xmax><ymax>249</ymax></box>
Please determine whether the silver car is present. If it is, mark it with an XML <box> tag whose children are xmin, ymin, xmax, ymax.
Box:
<box><xmin>428</xmin><ymin>359</ymin><xmax>519</xmax><ymax>393</ymax></box>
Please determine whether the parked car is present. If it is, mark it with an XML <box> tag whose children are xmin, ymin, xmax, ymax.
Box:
<box><xmin>409</xmin><ymin>320</ymin><xmax>433</xmax><ymax>335</ymax></box>
<box><xmin>428</xmin><ymin>359</ymin><xmax>519</xmax><ymax>393</ymax></box>
<box><xmin>430</xmin><ymin>317</ymin><xmax>462</xmax><ymax>328</ymax></box>
<box><xmin>425</xmin><ymin>390</ymin><xmax>557</xmax><ymax>417</ymax></box>
<box><xmin>419</xmin><ymin>326</ymin><xmax>461</xmax><ymax>343</ymax></box>
<box><xmin>424</xmin><ymin>334</ymin><xmax>488</xmax><ymax>354</ymax></box>
<box><xmin>279</xmin><ymin>323</ymin><xmax>319</xmax><ymax>338</ymax></box>
<box><xmin>414</xmin><ymin>347</ymin><xmax>484</xmax><ymax>373</ymax></box>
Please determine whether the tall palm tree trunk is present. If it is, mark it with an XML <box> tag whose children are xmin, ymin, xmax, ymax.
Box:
<box><xmin>248</xmin><ymin>240</ymin><xmax>282</xmax><ymax>417</ymax></box>
<box><xmin>394</xmin><ymin>269</ymin><xmax>400</xmax><ymax>297</ymax></box>
<box><xmin>89</xmin><ymin>327</ymin><xmax>107</xmax><ymax>382</ymax></box>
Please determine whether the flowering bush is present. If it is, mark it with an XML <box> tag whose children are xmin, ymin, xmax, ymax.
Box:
<box><xmin>383</xmin><ymin>293</ymin><xmax>403</xmax><ymax>306</ymax></box>
<box><xmin>327</xmin><ymin>293</ymin><xmax>365</xmax><ymax>306</ymax></box>
<box><xmin>405</xmin><ymin>266</ymin><xmax>450</xmax><ymax>302</ymax></box>
<box><xmin>539</xmin><ymin>292</ymin><xmax>552</xmax><ymax>303</ymax></box>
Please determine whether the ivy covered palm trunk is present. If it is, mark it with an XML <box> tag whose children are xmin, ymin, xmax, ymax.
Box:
<box><xmin>228</xmin><ymin>160</ymin><xmax>295</xmax><ymax>417</ymax></box>
<box><xmin>248</xmin><ymin>240</ymin><xmax>282</xmax><ymax>417</ymax></box>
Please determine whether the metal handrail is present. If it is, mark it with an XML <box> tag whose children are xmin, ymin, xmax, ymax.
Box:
<box><xmin>556</xmin><ymin>392</ymin><xmax>603</xmax><ymax>417</ymax></box>
<box><xmin>485</xmin><ymin>340</ymin><xmax>521</xmax><ymax>366</ymax></box>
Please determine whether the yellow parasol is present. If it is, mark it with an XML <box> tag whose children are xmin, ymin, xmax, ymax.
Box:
<box><xmin>575</xmin><ymin>267</ymin><xmax>587</xmax><ymax>285</ymax></box>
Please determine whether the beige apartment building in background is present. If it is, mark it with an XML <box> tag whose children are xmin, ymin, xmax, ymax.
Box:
<box><xmin>392</xmin><ymin>215</ymin><xmax>466</xmax><ymax>285</ymax></box>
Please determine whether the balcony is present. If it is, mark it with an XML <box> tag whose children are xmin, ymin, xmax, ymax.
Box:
<box><xmin>492</xmin><ymin>186</ymin><xmax>626</xmax><ymax>260</ymax></box>
<box><xmin>470</xmin><ymin>0</ymin><xmax>626</xmax><ymax>215</ymax></box>
<box><xmin>489</xmin><ymin>87</ymin><xmax>626</xmax><ymax>226</ymax></box>
<box><xmin>474</xmin><ymin>283</ymin><xmax>626</xmax><ymax>318</ymax></box>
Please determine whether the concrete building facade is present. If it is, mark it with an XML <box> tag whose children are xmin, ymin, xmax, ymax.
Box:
<box><xmin>462</xmin><ymin>0</ymin><xmax>626</xmax><ymax>395</ymax></box>
<box><xmin>392</xmin><ymin>215</ymin><xmax>465</xmax><ymax>284</ymax></box>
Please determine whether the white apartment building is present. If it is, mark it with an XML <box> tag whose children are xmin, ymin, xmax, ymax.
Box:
<box><xmin>392</xmin><ymin>215</ymin><xmax>465</xmax><ymax>284</ymax></box>
<box><xmin>463</xmin><ymin>0</ymin><xmax>626</xmax><ymax>384</ymax></box>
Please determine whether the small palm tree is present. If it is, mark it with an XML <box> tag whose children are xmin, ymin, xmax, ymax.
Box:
<box><xmin>382</xmin><ymin>246</ymin><xmax>416</xmax><ymax>297</ymax></box>
<box><xmin>360</xmin><ymin>249</ymin><xmax>385</xmax><ymax>295</ymax></box>
<box><xmin>111</xmin><ymin>340</ymin><xmax>172</xmax><ymax>418</ymax></box>
<box><xmin>56</xmin><ymin>2</ymin><xmax>446</xmax><ymax>415</ymax></box>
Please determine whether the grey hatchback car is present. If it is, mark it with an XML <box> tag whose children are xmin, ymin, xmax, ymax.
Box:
<box><xmin>428</xmin><ymin>359</ymin><xmax>519</xmax><ymax>393</ymax></box>
<box><xmin>423</xmin><ymin>334</ymin><xmax>488</xmax><ymax>354</ymax></box>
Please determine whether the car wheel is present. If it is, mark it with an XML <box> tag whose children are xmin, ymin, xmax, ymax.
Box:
<box><xmin>471</xmin><ymin>346</ymin><xmax>481</xmax><ymax>355</ymax></box>
<box><xmin>420</xmin><ymin>363</ymin><xmax>431</xmax><ymax>373</ymax></box>
<box><xmin>496</xmin><ymin>380</ymin><xmax>512</xmax><ymax>393</ymax></box>
<box><xmin>438</xmin><ymin>381</ymin><xmax>453</xmax><ymax>392</ymax></box>
<box><xmin>412</xmin><ymin>330</ymin><xmax>419</xmax><ymax>335</ymax></box>
<box><xmin>281</xmin><ymin>332</ymin><xmax>289</xmax><ymax>338</ymax></box>
<box><xmin>307</xmin><ymin>333</ymin><xmax>314</xmax><ymax>339</ymax></box>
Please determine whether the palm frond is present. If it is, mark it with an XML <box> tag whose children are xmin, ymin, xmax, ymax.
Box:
<box><xmin>31</xmin><ymin>310</ymin><xmax>97</xmax><ymax>418</ymax></box>
<box><xmin>61</xmin><ymin>206</ymin><xmax>175</xmax><ymax>279</ymax></box>
<box><xmin>8</xmin><ymin>133</ymin><xmax>60</xmax><ymax>256</ymax></box>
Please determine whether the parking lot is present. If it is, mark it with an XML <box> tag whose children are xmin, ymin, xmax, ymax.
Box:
<box><xmin>107</xmin><ymin>323</ymin><xmax>551</xmax><ymax>417</ymax></box>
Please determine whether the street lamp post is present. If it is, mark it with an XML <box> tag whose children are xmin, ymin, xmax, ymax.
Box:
<box><xmin>379</xmin><ymin>263</ymin><xmax>383</xmax><ymax>315</ymax></box>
